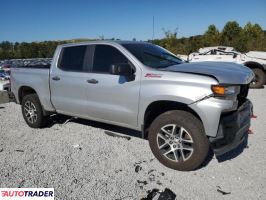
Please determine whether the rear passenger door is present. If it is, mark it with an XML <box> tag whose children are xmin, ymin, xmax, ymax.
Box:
<box><xmin>85</xmin><ymin>44</ymin><xmax>141</xmax><ymax>128</ymax></box>
<box><xmin>50</xmin><ymin>45</ymin><xmax>93</xmax><ymax>117</ymax></box>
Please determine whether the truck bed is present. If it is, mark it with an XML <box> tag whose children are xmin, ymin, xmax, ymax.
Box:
<box><xmin>10</xmin><ymin>66</ymin><xmax>55</xmax><ymax>112</ymax></box>
<box><xmin>13</xmin><ymin>64</ymin><xmax>51</xmax><ymax>69</ymax></box>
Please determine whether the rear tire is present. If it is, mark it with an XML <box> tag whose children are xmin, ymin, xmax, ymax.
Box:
<box><xmin>148</xmin><ymin>110</ymin><xmax>209</xmax><ymax>171</ymax></box>
<box><xmin>249</xmin><ymin>68</ymin><xmax>266</xmax><ymax>88</ymax></box>
<box><xmin>21</xmin><ymin>94</ymin><xmax>48</xmax><ymax>128</ymax></box>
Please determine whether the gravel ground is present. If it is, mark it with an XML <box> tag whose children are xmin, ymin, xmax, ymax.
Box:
<box><xmin>0</xmin><ymin>88</ymin><xmax>266</xmax><ymax>200</ymax></box>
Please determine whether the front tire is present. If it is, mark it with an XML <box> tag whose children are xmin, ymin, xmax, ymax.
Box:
<box><xmin>249</xmin><ymin>68</ymin><xmax>266</xmax><ymax>88</ymax></box>
<box><xmin>21</xmin><ymin>94</ymin><xmax>48</xmax><ymax>128</ymax></box>
<box><xmin>148</xmin><ymin>110</ymin><xmax>209</xmax><ymax>171</ymax></box>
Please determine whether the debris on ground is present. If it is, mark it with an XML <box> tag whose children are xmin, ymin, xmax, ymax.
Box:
<box><xmin>148</xmin><ymin>169</ymin><xmax>156</xmax><ymax>174</ymax></box>
<box><xmin>15</xmin><ymin>149</ymin><xmax>24</xmax><ymax>152</ymax></box>
<box><xmin>61</xmin><ymin>116</ymin><xmax>77</xmax><ymax>126</ymax></box>
<box><xmin>156</xmin><ymin>180</ymin><xmax>162</xmax><ymax>185</ymax></box>
<box><xmin>115</xmin><ymin>169</ymin><xmax>123</xmax><ymax>173</ymax></box>
<box><xmin>72</xmin><ymin>144</ymin><xmax>82</xmax><ymax>150</ymax></box>
<box><xmin>148</xmin><ymin>174</ymin><xmax>156</xmax><ymax>182</ymax></box>
<box><xmin>72</xmin><ymin>179</ymin><xmax>78</xmax><ymax>184</ymax></box>
<box><xmin>216</xmin><ymin>186</ymin><xmax>231</xmax><ymax>195</ymax></box>
<box><xmin>135</xmin><ymin>165</ymin><xmax>142</xmax><ymax>173</ymax></box>
<box><xmin>137</xmin><ymin>180</ymin><xmax>148</xmax><ymax>186</ymax></box>
<box><xmin>141</xmin><ymin>188</ymin><xmax>176</xmax><ymax>200</ymax></box>
<box><xmin>157</xmin><ymin>188</ymin><xmax>176</xmax><ymax>200</ymax></box>
<box><xmin>104</xmin><ymin>131</ymin><xmax>131</xmax><ymax>140</ymax></box>
<box><xmin>135</xmin><ymin>160</ymin><xmax>147</xmax><ymax>165</ymax></box>
<box><xmin>141</xmin><ymin>188</ymin><xmax>160</xmax><ymax>200</ymax></box>
<box><xmin>18</xmin><ymin>180</ymin><xmax>25</xmax><ymax>188</ymax></box>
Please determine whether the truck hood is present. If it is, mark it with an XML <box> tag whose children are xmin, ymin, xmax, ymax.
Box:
<box><xmin>160</xmin><ymin>62</ymin><xmax>254</xmax><ymax>85</ymax></box>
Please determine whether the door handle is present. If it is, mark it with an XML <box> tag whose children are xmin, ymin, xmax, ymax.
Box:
<box><xmin>52</xmin><ymin>76</ymin><xmax>60</xmax><ymax>81</ymax></box>
<box><xmin>87</xmin><ymin>79</ymin><xmax>98</xmax><ymax>84</ymax></box>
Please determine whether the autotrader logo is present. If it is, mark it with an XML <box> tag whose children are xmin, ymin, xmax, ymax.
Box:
<box><xmin>0</xmin><ymin>188</ymin><xmax>54</xmax><ymax>199</ymax></box>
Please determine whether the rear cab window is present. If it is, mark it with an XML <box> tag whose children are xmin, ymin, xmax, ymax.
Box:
<box><xmin>58</xmin><ymin>45</ymin><xmax>89</xmax><ymax>72</ymax></box>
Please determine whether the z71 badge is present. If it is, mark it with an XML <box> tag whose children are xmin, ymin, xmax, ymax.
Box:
<box><xmin>144</xmin><ymin>73</ymin><xmax>162</xmax><ymax>78</ymax></box>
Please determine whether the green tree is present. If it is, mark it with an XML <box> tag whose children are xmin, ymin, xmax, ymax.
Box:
<box><xmin>187</xmin><ymin>35</ymin><xmax>204</xmax><ymax>54</ymax></box>
<box><xmin>242</xmin><ymin>22</ymin><xmax>264</xmax><ymax>51</ymax></box>
<box><xmin>0</xmin><ymin>21</ymin><xmax>266</xmax><ymax>59</ymax></box>
<box><xmin>13</xmin><ymin>42</ymin><xmax>21</xmax><ymax>58</ymax></box>
<box><xmin>203</xmin><ymin>25</ymin><xmax>220</xmax><ymax>46</ymax></box>
<box><xmin>220</xmin><ymin>21</ymin><xmax>242</xmax><ymax>47</ymax></box>
<box><xmin>162</xmin><ymin>29</ymin><xmax>179</xmax><ymax>54</ymax></box>
<box><xmin>0</xmin><ymin>41</ymin><xmax>14</xmax><ymax>59</ymax></box>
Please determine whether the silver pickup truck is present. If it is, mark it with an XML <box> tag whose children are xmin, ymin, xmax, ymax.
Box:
<box><xmin>11</xmin><ymin>41</ymin><xmax>254</xmax><ymax>171</ymax></box>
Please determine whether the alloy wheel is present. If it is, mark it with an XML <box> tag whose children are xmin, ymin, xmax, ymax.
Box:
<box><xmin>157</xmin><ymin>124</ymin><xmax>194</xmax><ymax>162</ymax></box>
<box><xmin>24</xmin><ymin>101</ymin><xmax>38</xmax><ymax>124</ymax></box>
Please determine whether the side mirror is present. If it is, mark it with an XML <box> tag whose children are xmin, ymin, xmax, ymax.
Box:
<box><xmin>110</xmin><ymin>63</ymin><xmax>133</xmax><ymax>76</ymax></box>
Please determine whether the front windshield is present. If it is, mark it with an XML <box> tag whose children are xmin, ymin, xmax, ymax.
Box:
<box><xmin>122</xmin><ymin>43</ymin><xmax>183</xmax><ymax>68</ymax></box>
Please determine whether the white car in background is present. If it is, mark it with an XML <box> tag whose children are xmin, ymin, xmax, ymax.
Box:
<box><xmin>0</xmin><ymin>80</ymin><xmax>10</xmax><ymax>91</ymax></box>
<box><xmin>0</xmin><ymin>80</ymin><xmax>10</xmax><ymax>104</ymax></box>
<box><xmin>187</xmin><ymin>46</ymin><xmax>266</xmax><ymax>88</ymax></box>
<box><xmin>0</xmin><ymin>69</ymin><xmax>10</xmax><ymax>80</ymax></box>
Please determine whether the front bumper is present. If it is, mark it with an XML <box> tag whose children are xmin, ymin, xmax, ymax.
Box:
<box><xmin>209</xmin><ymin>100</ymin><xmax>253</xmax><ymax>156</ymax></box>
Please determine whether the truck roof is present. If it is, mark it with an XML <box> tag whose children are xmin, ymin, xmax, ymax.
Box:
<box><xmin>58</xmin><ymin>40</ymin><xmax>149</xmax><ymax>48</ymax></box>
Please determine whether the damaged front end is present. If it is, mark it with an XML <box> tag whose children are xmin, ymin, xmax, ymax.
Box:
<box><xmin>209</xmin><ymin>99</ymin><xmax>253</xmax><ymax>156</ymax></box>
<box><xmin>209</xmin><ymin>84</ymin><xmax>253</xmax><ymax>156</ymax></box>
<box><xmin>189</xmin><ymin>83</ymin><xmax>253</xmax><ymax>156</ymax></box>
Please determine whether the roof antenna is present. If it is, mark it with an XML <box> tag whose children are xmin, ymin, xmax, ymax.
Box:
<box><xmin>152</xmin><ymin>16</ymin><xmax>155</xmax><ymax>41</ymax></box>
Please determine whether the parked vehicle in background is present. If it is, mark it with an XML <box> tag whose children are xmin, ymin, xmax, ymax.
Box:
<box><xmin>0</xmin><ymin>80</ymin><xmax>10</xmax><ymax>104</ymax></box>
<box><xmin>176</xmin><ymin>54</ymin><xmax>188</xmax><ymax>62</ymax></box>
<box><xmin>0</xmin><ymin>74</ymin><xmax>6</xmax><ymax>81</ymax></box>
<box><xmin>0</xmin><ymin>80</ymin><xmax>10</xmax><ymax>91</ymax></box>
<box><xmin>187</xmin><ymin>46</ymin><xmax>266</xmax><ymax>88</ymax></box>
<box><xmin>11</xmin><ymin>41</ymin><xmax>254</xmax><ymax>171</ymax></box>
<box><xmin>0</xmin><ymin>70</ymin><xmax>10</xmax><ymax>80</ymax></box>
<box><xmin>0</xmin><ymin>58</ymin><xmax>52</xmax><ymax>69</ymax></box>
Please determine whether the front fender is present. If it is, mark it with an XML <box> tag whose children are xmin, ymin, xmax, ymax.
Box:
<box><xmin>189</xmin><ymin>97</ymin><xmax>235</xmax><ymax>137</ymax></box>
<box><xmin>138</xmin><ymin>78</ymin><xmax>215</xmax><ymax>130</ymax></box>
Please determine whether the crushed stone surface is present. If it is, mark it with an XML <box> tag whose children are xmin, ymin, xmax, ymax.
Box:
<box><xmin>0</xmin><ymin>88</ymin><xmax>265</xmax><ymax>199</ymax></box>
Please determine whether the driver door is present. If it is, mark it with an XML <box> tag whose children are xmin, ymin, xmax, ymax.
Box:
<box><xmin>85</xmin><ymin>44</ymin><xmax>141</xmax><ymax>128</ymax></box>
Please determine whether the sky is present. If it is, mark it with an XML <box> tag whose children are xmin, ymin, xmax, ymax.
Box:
<box><xmin>0</xmin><ymin>0</ymin><xmax>266</xmax><ymax>42</ymax></box>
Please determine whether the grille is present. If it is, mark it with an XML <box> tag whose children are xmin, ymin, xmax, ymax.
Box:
<box><xmin>237</xmin><ymin>84</ymin><xmax>249</xmax><ymax>107</ymax></box>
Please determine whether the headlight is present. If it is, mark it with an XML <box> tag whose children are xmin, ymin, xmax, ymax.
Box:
<box><xmin>211</xmin><ymin>85</ymin><xmax>238</xmax><ymax>96</ymax></box>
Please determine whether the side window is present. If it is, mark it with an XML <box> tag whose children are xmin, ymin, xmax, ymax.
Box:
<box><xmin>58</xmin><ymin>45</ymin><xmax>87</xmax><ymax>72</ymax></box>
<box><xmin>92</xmin><ymin>45</ymin><xmax>129</xmax><ymax>73</ymax></box>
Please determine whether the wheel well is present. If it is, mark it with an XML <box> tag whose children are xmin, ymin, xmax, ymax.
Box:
<box><xmin>244</xmin><ymin>61</ymin><xmax>265</xmax><ymax>71</ymax></box>
<box><xmin>143</xmin><ymin>101</ymin><xmax>202</xmax><ymax>139</ymax></box>
<box><xmin>18</xmin><ymin>86</ymin><xmax>37</xmax><ymax>103</ymax></box>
